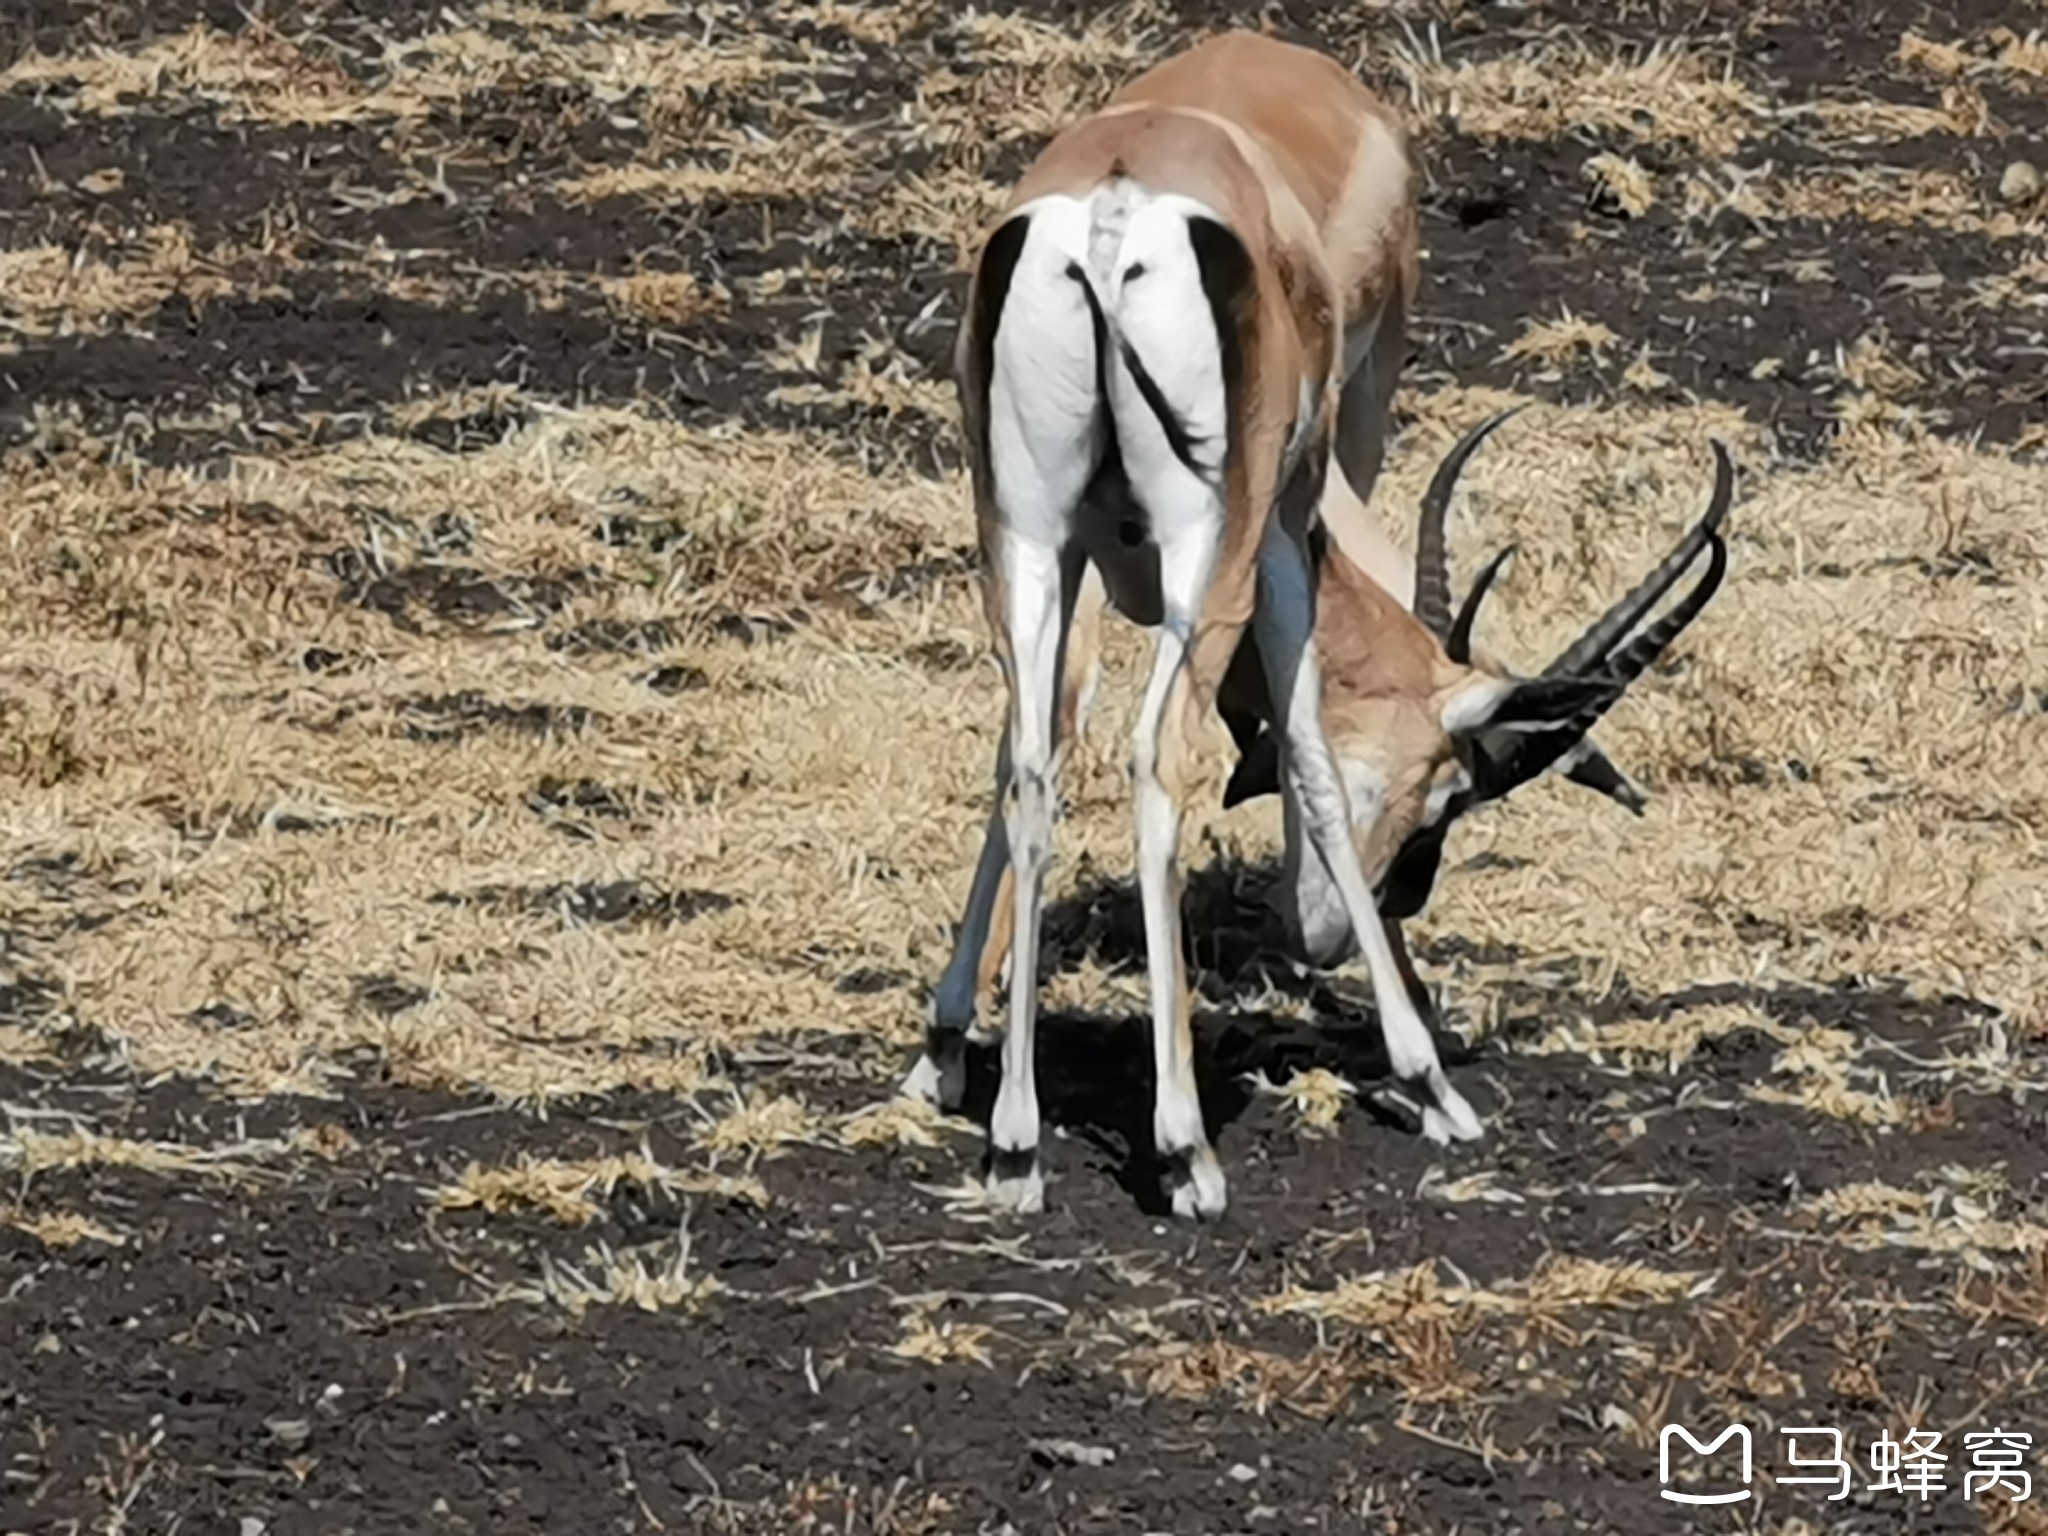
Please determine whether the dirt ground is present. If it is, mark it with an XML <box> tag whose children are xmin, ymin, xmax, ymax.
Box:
<box><xmin>4</xmin><ymin>1</ymin><xmax>2048</xmax><ymax>1531</ymax></box>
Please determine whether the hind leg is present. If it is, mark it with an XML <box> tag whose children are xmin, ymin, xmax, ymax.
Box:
<box><xmin>904</xmin><ymin>565</ymin><xmax>1105</xmax><ymax>1112</ymax></box>
<box><xmin>981</xmin><ymin>539</ymin><xmax>1084</xmax><ymax>1213</ymax></box>
<box><xmin>1132</xmin><ymin>546</ymin><xmax>1228</xmax><ymax>1220</ymax></box>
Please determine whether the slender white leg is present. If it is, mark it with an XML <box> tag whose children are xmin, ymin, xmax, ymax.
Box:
<box><xmin>905</xmin><ymin>561</ymin><xmax>1112</xmax><ymax>1113</ymax></box>
<box><xmin>984</xmin><ymin>541</ymin><xmax>1078</xmax><ymax>1213</ymax></box>
<box><xmin>1253</xmin><ymin>516</ymin><xmax>1483</xmax><ymax>1145</ymax></box>
<box><xmin>1132</xmin><ymin>595</ymin><xmax>1226</xmax><ymax>1219</ymax></box>
<box><xmin>1277</xmin><ymin>772</ymin><xmax>1353</xmax><ymax>968</ymax></box>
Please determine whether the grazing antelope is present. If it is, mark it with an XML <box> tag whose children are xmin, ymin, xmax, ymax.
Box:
<box><xmin>901</xmin><ymin>29</ymin><xmax>1722</xmax><ymax>1218</ymax></box>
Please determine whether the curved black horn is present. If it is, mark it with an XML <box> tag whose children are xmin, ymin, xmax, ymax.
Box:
<box><xmin>1487</xmin><ymin>528</ymin><xmax>1729</xmax><ymax>796</ymax></box>
<box><xmin>1589</xmin><ymin>526</ymin><xmax>1729</xmax><ymax>696</ymax></box>
<box><xmin>1414</xmin><ymin>406</ymin><xmax>1524</xmax><ymax>641</ymax></box>
<box><xmin>1446</xmin><ymin>545</ymin><xmax>1516</xmax><ymax>665</ymax></box>
<box><xmin>1542</xmin><ymin>439</ymin><xmax>1734</xmax><ymax>679</ymax></box>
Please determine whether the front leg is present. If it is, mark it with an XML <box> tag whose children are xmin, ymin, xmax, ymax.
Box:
<box><xmin>902</xmin><ymin>741</ymin><xmax>1013</xmax><ymax>1114</ymax></box>
<box><xmin>1253</xmin><ymin>516</ymin><xmax>1483</xmax><ymax>1146</ymax></box>
<box><xmin>1384</xmin><ymin>916</ymin><xmax>1439</xmax><ymax>1024</ymax></box>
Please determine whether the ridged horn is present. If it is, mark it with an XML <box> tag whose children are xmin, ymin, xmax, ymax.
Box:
<box><xmin>1542</xmin><ymin>439</ymin><xmax>1734</xmax><ymax>679</ymax></box>
<box><xmin>1487</xmin><ymin>527</ymin><xmax>1728</xmax><ymax>795</ymax></box>
<box><xmin>1414</xmin><ymin>407</ymin><xmax>1524</xmax><ymax>641</ymax></box>
<box><xmin>1445</xmin><ymin>545</ymin><xmax>1516</xmax><ymax>665</ymax></box>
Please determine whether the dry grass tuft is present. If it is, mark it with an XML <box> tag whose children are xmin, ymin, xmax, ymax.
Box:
<box><xmin>1830</xmin><ymin>331</ymin><xmax>1927</xmax><ymax>397</ymax></box>
<box><xmin>1259</xmin><ymin>1254</ymin><xmax>1711</xmax><ymax>1333</ymax></box>
<box><xmin>2</xmin><ymin>1208</ymin><xmax>127</xmax><ymax>1247</ymax></box>
<box><xmin>0</xmin><ymin>26</ymin><xmax>414</xmax><ymax>123</ymax></box>
<box><xmin>599</xmin><ymin>271</ymin><xmax>729</xmax><ymax>328</ymax></box>
<box><xmin>1705</xmin><ymin>164</ymin><xmax>2043</xmax><ymax>241</ymax></box>
<box><xmin>695</xmin><ymin>1092</ymin><xmax>827</xmax><ymax>1162</ymax></box>
<box><xmin>1500</xmin><ymin>307</ymin><xmax>1621</xmax><ymax>370</ymax></box>
<box><xmin>1120</xmin><ymin>1335</ymin><xmax>1353</xmax><ymax>1417</ymax></box>
<box><xmin>1394</xmin><ymin>40</ymin><xmax>1764</xmax><ymax>155</ymax></box>
<box><xmin>1247</xmin><ymin>1067</ymin><xmax>1355</xmax><ymax>1134</ymax></box>
<box><xmin>530</xmin><ymin>1226</ymin><xmax>723</xmax><ymax>1316</ymax></box>
<box><xmin>1749</xmin><ymin>1061</ymin><xmax>1909</xmax><ymax>1128</ymax></box>
<box><xmin>1519</xmin><ymin>1001</ymin><xmax>1790</xmax><ymax>1075</ymax></box>
<box><xmin>556</xmin><ymin>135</ymin><xmax>856</xmax><ymax>208</ymax></box>
<box><xmin>1897</xmin><ymin>32</ymin><xmax>1974</xmax><ymax>77</ymax></box>
<box><xmin>435</xmin><ymin>1150</ymin><xmax>765</xmax><ymax>1223</ymax></box>
<box><xmin>837</xmin><ymin>1097</ymin><xmax>953</xmax><ymax>1150</ymax></box>
<box><xmin>1897</xmin><ymin>27</ymin><xmax>2048</xmax><ymax>83</ymax></box>
<box><xmin>2</xmin><ymin>16</ymin><xmax>817</xmax><ymax>129</ymax></box>
<box><xmin>1585</xmin><ymin>153</ymin><xmax>1658</xmax><ymax>216</ymax></box>
<box><xmin>4</xmin><ymin>1128</ymin><xmax>228</xmax><ymax>1178</ymax></box>
<box><xmin>889</xmin><ymin>1309</ymin><xmax>995</xmax><ymax>1367</ymax></box>
<box><xmin>1995</xmin><ymin>27</ymin><xmax>2048</xmax><ymax>77</ymax></box>
<box><xmin>0</xmin><ymin>226</ymin><xmax>251</xmax><ymax>340</ymax></box>
<box><xmin>1802</xmin><ymin>84</ymin><xmax>1993</xmax><ymax>145</ymax></box>
<box><xmin>1801</xmin><ymin>1179</ymin><xmax>2048</xmax><ymax>1267</ymax></box>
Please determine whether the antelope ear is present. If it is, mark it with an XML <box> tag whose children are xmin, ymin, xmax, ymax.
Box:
<box><xmin>1439</xmin><ymin>671</ymin><xmax>1619</xmax><ymax>739</ymax></box>
<box><xmin>1222</xmin><ymin>729</ymin><xmax>1283</xmax><ymax>808</ymax></box>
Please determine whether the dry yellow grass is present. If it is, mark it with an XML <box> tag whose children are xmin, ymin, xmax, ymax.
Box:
<box><xmin>1392</xmin><ymin>39</ymin><xmax>1766</xmax><ymax>156</ymax></box>
<box><xmin>1898</xmin><ymin>27</ymin><xmax>2048</xmax><ymax>84</ymax></box>
<box><xmin>434</xmin><ymin>1151</ymin><xmax>766</xmax><ymax>1222</ymax></box>
<box><xmin>2</xmin><ymin>408</ymin><xmax>968</xmax><ymax>1098</ymax></box>
<box><xmin>890</xmin><ymin>1310</ymin><xmax>996</xmax><ymax>1367</ymax></box>
<box><xmin>0</xmin><ymin>26</ymin><xmax>421</xmax><ymax>124</ymax></box>
<box><xmin>1499</xmin><ymin>308</ymin><xmax>1621</xmax><ymax>370</ymax></box>
<box><xmin>528</xmin><ymin>1230</ymin><xmax>723</xmax><ymax>1316</ymax></box>
<box><xmin>598</xmin><ymin>271</ymin><xmax>729</xmax><ymax>328</ymax></box>
<box><xmin>1691</xmin><ymin>164</ymin><xmax>2047</xmax><ymax>242</ymax></box>
<box><xmin>1248</xmin><ymin>1067</ymin><xmax>1357</xmax><ymax>1134</ymax></box>
<box><xmin>1585</xmin><ymin>153</ymin><xmax>1657</xmax><ymax>217</ymax></box>
<box><xmin>6</xmin><ymin>385</ymin><xmax>2047</xmax><ymax>1118</ymax></box>
<box><xmin>2</xmin><ymin>1208</ymin><xmax>127</xmax><ymax>1247</ymax></box>
<box><xmin>0</xmin><ymin>226</ymin><xmax>257</xmax><ymax>340</ymax></box>
<box><xmin>1520</xmin><ymin>1000</ymin><xmax>1791</xmax><ymax>1075</ymax></box>
<box><xmin>0</xmin><ymin>14</ymin><xmax>807</xmax><ymax>127</ymax></box>
<box><xmin>1800</xmin><ymin>1179</ymin><xmax>2048</xmax><ymax>1266</ymax></box>
<box><xmin>1259</xmin><ymin>1253</ymin><xmax>1712</xmax><ymax>1333</ymax></box>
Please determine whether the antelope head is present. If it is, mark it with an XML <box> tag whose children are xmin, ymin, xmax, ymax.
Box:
<box><xmin>1220</xmin><ymin>412</ymin><xmax>1732</xmax><ymax>959</ymax></box>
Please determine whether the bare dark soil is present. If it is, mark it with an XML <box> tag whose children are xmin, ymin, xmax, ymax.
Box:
<box><xmin>7</xmin><ymin>964</ymin><xmax>2047</xmax><ymax>1535</ymax></box>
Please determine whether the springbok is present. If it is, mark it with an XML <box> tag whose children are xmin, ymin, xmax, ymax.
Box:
<box><xmin>901</xmin><ymin>29</ymin><xmax>1726</xmax><ymax>1218</ymax></box>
